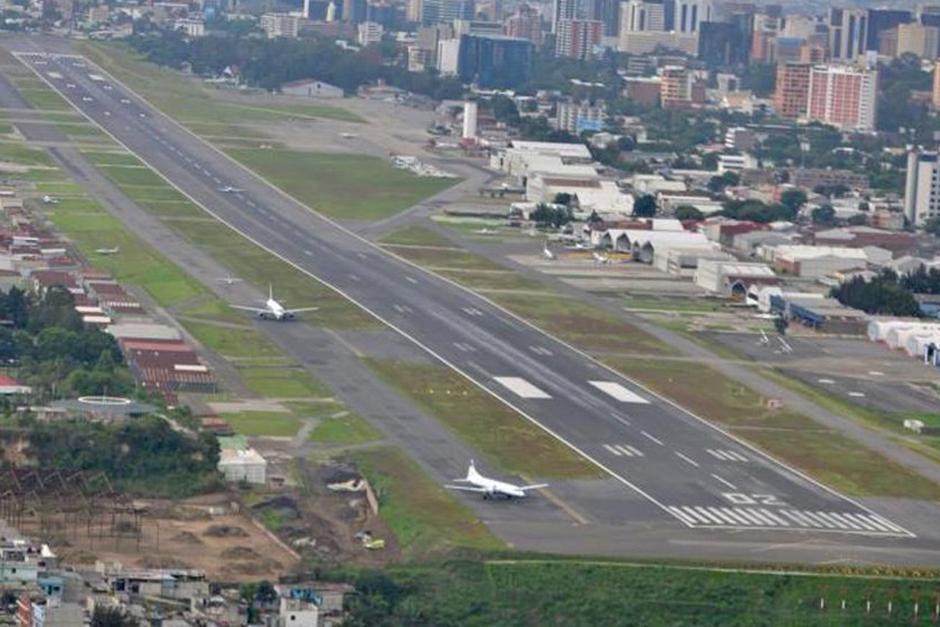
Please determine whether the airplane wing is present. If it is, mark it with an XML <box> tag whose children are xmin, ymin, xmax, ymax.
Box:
<box><xmin>444</xmin><ymin>485</ymin><xmax>488</xmax><ymax>493</ymax></box>
<box><xmin>284</xmin><ymin>307</ymin><xmax>319</xmax><ymax>314</ymax></box>
<box><xmin>231</xmin><ymin>305</ymin><xmax>268</xmax><ymax>314</ymax></box>
<box><xmin>518</xmin><ymin>483</ymin><xmax>549</xmax><ymax>492</ymax></box>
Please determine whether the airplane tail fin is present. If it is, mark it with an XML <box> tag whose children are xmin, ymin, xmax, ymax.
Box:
<box><xmin>268</xmin><ymin>283</ymin><xmax>273</xmax><ymax>301</ymax></box>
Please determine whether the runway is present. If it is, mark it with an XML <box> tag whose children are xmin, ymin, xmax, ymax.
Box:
<box><xmin>8</xmin><ymin>47</ymin><xmax>927</xmax><ymax>546</ymax></box>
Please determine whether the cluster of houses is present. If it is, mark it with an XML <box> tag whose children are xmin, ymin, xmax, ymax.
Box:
<box><xmin>0</xmin><ymin>527</ymin><xmax>350</xmax><ymax>625</ymax></box>
<box><xmin>0</xmin><ymin>191</ymin><xmax>215</xmax><ymax>404</ymax></box>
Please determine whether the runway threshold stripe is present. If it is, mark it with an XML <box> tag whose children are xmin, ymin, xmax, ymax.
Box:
<box><xmin>868</xmin><ymin>514</ymin><xmax>906</xmax><ymax>533</ymax></box>
<box><xmin>588</xmin><ymin>381</ymin><xmax>649</xmax><ymax>404</ymax></box>
<box><xmin>666</xmin><ymin>507</ymin><xmax>697</xmax><ymax>525</ymax></box>
<box><xmin>493</xmin><ymin>376</ymin><xmax>551</xmax><ymax>399</ymax></box>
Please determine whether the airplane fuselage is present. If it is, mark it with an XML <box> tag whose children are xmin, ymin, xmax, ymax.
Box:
<box><xmin>259</xmin><ymin>298</ymin><xmax>292</xmax><ymax>320</ymax></box>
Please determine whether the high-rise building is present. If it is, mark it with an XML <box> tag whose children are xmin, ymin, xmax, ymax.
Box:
<box><xmin>421</xmin><ymin>0</ymin><xmax>474</xmax><ymax>25</ymax></box>
<box><xmin>406</xmin><ymin>0</ymin><xmax>422</xmax><ymax>22</ymax></box>
<box><xmin>592</xmin><ymin>0</ymin><xmax>621</xmax><ymax>37</ymax></box>
<box><xmin>806</xmin><ymin>64</ymin><xmax>878</xmax><ymax>132</ymax></box>
<box><xmin>921</xmin><ymin>5</ymin><xmax>940</xmax><ymax>29</ymax></box>
<box><xmin>933</xmin><ymin>63</ymin><xmax>940</xmax><ymax>109</ymax></box>
<box><xmin>660</xmin><ymin>65</ymin><xmax>701</xmax><ymax>108</ymax></box>
<box><xmin>674</xmin><ymin>0</ymin><xmax>712</xmax><ymax>34</ymax></box>
<box><xmin>828</xmin><ymin>7</ymin><xmax>867</xmax><ymax>60</ymax></box>
<box><xmin>457</xmin><ymin>34</ymin><xmax>534</xmax><ymax>88</ymax></box>
<box><xmin>895</xmin><ymin>22</ymin><xmax>940</xmax><ymax>58</ymax></box>
<box><xmin>698</xmin><ymin>14</ymin><xmax>751</xmax><ymax>66</ymax></box>
<box><xmin>260</xmin><ymin>13</ymin><xmax>299</xmax><ymax>38</ymax></box>
<box><xmin>504</xmin><ymin>4</ymin><xmax>543</xmax><ymax>46</ymax></box>
<box><xmin>342</xmin><ymin>0</ymin><xmax>367</xmax><ymax>22</ymax></box>
<box><xmin>555</xmin><ymin>100</ymin><xmax>607</xmax><ymax>132</ymax></box>
<box><xmin>357</xmin><ymin>21</ymin><xmax>383</xmax><ymax>45</ymax></box>
<box><xmin>621</xmin><ymin>0</ymin><xmax>665</xmax><ymax>33</ymax></box>
<box><xmin>552</xmin><ymin>0</ymin><xmax>580</xmax><ymax>33</ymax></box>
<box><xmin>904</xmin><ymin>147</ymin><xmax>940</xmax><ymax>226</ymax></box>
<box><xmin>555</xmin><ymin>18</ymin><xmax>604</xmax><ymax>59</ymax></box>
<box><xmin>774</xmin><ymin>62</ymin><xmax>811</xmax><ymax>119</ymax></box>
<box><xmin>866</xmin><ymin>8</ymin><xmax>912</xmax><ymax>51</ymax></box>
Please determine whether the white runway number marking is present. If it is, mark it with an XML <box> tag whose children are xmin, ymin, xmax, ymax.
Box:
<box><xmin>493</xmin><ymin>376</ymin><xmax>551</xmax><ymax>399</ymax></box>
<box><xmin>665</xmin><ymin>505</ymin><xmax>910</xmax><ymax>536</ymax></box>
<box><xmin>588</xmin><ymin>381</ymin><xmax>649</xmax><ymax>404</ymax></box>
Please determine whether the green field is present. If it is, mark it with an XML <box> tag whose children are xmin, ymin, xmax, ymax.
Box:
<box><xmin>365</xmin><ymin>359</ymin><xmax>599</xmax><ymax>479</ymax></box>
<box><xmin>225</xmin><ymin>148</ymin><xmax>458</xmax><ymax>221</ymax></box>
<box><xmin>309</xmin><ymin>412</ymin><xmax>381</xmax><ymax>445</ymax></box>
<box><xmin>339</xmin><ymin>559</ymin><xmax>940</xmax><ymax>625</ymax></box>
<box><xmin>349</xmin><ymin>446</ymin><xmax>504</xmax><ymax>558</ymax></box>
<box><xmin>17</xmin><ymin>87</ymin><xmax>71</xmax><ymax>111</ymax></box>
<box><xmin>79</xmin><ymin>42</ymin><xmax>364</xmax><ymax>126</ymax></box>
<box><xmin>607</xmin><ymin>357</ymin><xmax>940</xmax><ymax>500</ymax></box>
<box><xmin>221</xmin><ymin>410</ymin><xmax>302</xmax><ymax>437</ymax></box>
<box><xmin>82</xmin><ymin>150</ymin><xmax>378</xmax><ymax>330</ymax></box>
<box><xmin>0</xmin><ymin>142</ymin><xmax>55</xmax><ymax>166</ymax></box>
<box><xmin>237</xmin><ymin>364</ymin><xmax>331</xmax><ymax>399</ymax></box>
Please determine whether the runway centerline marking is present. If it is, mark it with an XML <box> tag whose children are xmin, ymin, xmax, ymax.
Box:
<box><xmin>711</xmin><ymin>474</ymin><xmax>737</xmax><ymax>490</ymax></box>
<box><xmin>493</xmin><ymin>376</ymin><xmax>551</xmax><ymax>399</ymax></box>
<box><xmin>641</xmin><ymin>430</ymin><xmax>663</xmax><ymax>446</ymax></box>
<box><xmin>675</xmin><ymin>452</ymin><xmax>699</xmax><ymax>467</ymax></box>
<box><xmin>588</xmin><ymin>381</ymin><xmax>648</xmax><ymax>404</ymax></box>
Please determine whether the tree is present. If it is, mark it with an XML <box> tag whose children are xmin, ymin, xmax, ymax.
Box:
<box><xmin>91</xmin><ymin>606</ymin><xmax>138</xmax><ymax>627</ymax></box>
<box><xmin>847</xmin><ymin>213</ymin><xmax>869</xmax><ymax>226</ymax></box>
<box><xmin>490</xmin><ymin>95</ymin><xmax>519</xmax><ymax>125</ymax></box>
<box><xmin>553</xmin><ymin>192</ymin><xmax>573</xmax><ymax>207</ymax></box>
<box><xmin>707</xmin><ymin>171</ymin><xmax>740</xmax><ymax>193</ymax></box>
<box><xmin>530</xmin><ymin>203</ymin><xmax>573</xmax><ymax>228</ymax></box>
<box><xmin>633</xmin><ymin>194</ymin><xmax>657</xmax><ymax>217</ymax></box>
<box><xmin>925</xmin><ymin>216</ymin><xmax>940</xmax><ymax>237</ymax></box>
<box><xmin>780</xmin><ymin>189</ymin><xmax>807</xmax><ymax>212</ymax></box>
<box><xmin>811</xmin><ymin>204</ymin><xmax>837</xmax><ymax>225</ymax></box>
<box><xmin>675</xmin><ymin>205</ymin><xmax>704</xmax><ymax>221</ymax></box>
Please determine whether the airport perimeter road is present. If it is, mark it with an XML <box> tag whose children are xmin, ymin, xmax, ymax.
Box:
<box><xmin>11</xmin><ymin>49</ymin><xmax>925</xmax><ymax>543</ymax></box>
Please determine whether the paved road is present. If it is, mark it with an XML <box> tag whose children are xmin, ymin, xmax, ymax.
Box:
<box><xmin>9</xmin><ymin>47</ymin><xmax>923</xmax><ymax>542</ymax></box>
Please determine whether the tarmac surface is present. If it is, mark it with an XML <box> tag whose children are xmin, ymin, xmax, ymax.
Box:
<box><xmin>7</xmin><ymin>37</ymin><xmax>940</xmax><ymax>565</ymax></box>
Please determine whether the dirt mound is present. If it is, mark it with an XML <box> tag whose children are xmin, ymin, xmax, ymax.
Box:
<box><xmin>203</xmin><ymin>524</ymin><xmax>248</xmax><ymax>538</ymax></box>
<box><xmin>221</xmin><ymin>546</ymin><xmax>260</xmax><ymax>560</ymax></box>
<box><xmin>138</xmin><ymin>555</ymin><xmax>192</xmax><ymax>569</ymax></box>
<box><xmin>171</xmin><ymin>531</ymin><xmax>203</xmax><ymax>545</ymax></box>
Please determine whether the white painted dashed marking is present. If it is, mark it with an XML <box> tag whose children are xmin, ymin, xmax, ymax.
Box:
<box><xmin>529</xmin><ymin>346</ymin><xmax>553</xmax><ymax>356</ymax></box>
<box><xmin>493</xmin><ymin>376</ymin><xmax>551</xmax><ymax>399</ymax></box>
<box><xmin>349</xmin><ymin>274</ymin><xmax>360</xmax><ymax>282</ymax></box>
<box><xmin>711</xmin><ymin>474</ymin><xmax>737</xmax><ymax>490</ymax></box>
<box><xmin>588</xmin><ymin>381</ymin><xmax>649</xmax><ymax>404</ymax></box>
<box><xmin>405</xmin><ymin>276</ymin><xmax>418</xmax><ymax>284</ymax></box>
<box><xmin>817</xmin><ymin>378</ymin><xmax>835</xmax><ymax>384</ymax></box>
<box><xmin>613</xmin><ymin>444</ymin><xmax>643</xmax><ymax>457</ymax></box>
<box><xmin>453</xmin><ymin>342</ymin><xmax>475</xmax><ymax>353</ymax></box>
<box><xmin>848</xmin><ymin>391</ymin><xmax>865</xmax><ymax>398</ymax></box>
<box><xmin>868</xmin><ymin>370</ymin><xmax>884</xmax><ymax>376</ymax></box>
<box><xmin>641</xmin><ymin>431</ymin><xmax>663</xmax><ymax>446</ymax></box>
<box><xmin>675</xmin><ymin>452</ymin><xmax>699</xmax><ymax>467</ymax></box>
<box><xmin>461</xmin><ymin>307</ymin><xmax>485</xmax><ymax>317</ymax></box>
<box><xmin>706</xmin><ymin>449</ymin><xmax>749</xmax><ymax>462</ymax></box>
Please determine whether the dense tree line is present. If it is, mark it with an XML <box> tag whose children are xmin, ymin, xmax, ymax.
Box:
<box><xmin>719</xmin><ymin>199</ymin><xmax>797</xmax><ymax>223</ymax></box>
<box><xmin>128</xmin><ymin>30</ymin><xmax>464</xmax><ymax>98</ymax></box>
<box><xmin>831</xmin><ymin>271</ymin><xmax>921</xmax><ymax>317</ymax></box>
<box><xmin>0</xmin><ymin>286</ymin><xmax>132</xmax><ymax>400</ymax></box>
<box><xmin>24</xmin><ymin>415</ymin><xmax>221</xmax><ymax>496</ymax></box>
<box><xmin>900</xmin><ymin>266</ymin><xmax>940</xmax><ymax>294</ymax></box>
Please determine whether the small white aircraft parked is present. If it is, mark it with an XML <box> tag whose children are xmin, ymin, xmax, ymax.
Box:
<box><xmin>218</xmin><ymin>186</ymin><xmax>243</xmax><ymax>193</ymax></box>
<box><xmin>759</xmin><ymin>330</ymin><xmax>770</xmax><ymax>345</ymax></box>
<box><xmin>542</xmin><ymin>243</ymin><xmax>556</xmax><ymax>260</ymax></box>
<box><xmin>41</xmin><ymin>195</ymin><xmax>58</xmax><ymax>204</ymax></box>
<box><xmin>445</xmin><ymin>460</ymin><xmax>548</xmax><ymax>499</ymax></box>
<box><xmin>216</xmin><ymin>275</ymin><xmax>242</xmax><ymax>285</ymax></box>
<box><xmin>95</xmin><ymin>246</ymin><xmax>119</xmax><ymax>255</ymax></box>
<box><xmin>592</xmin><ymin>251</ymin><xmax>611</xmax><ymax>265</ymax></box>
<box><xmin>232</xmin><ymin>285</ymin><xmax>318</xmax><ymax>320</ymax></box>
<box><xmin>339</xmin><ymin>132</ymin><xmax>359</xmax><ymax>139</ymax></box>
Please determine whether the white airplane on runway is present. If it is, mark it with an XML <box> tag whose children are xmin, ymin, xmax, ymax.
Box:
<box><xmin>232</xmin><ymin>285</ymin><xmax>318</xmax><ymax>320</ymax></box>
<box><xmin>592</xmin><ymin>251</ymin><xmax>611</xmax><ymax>265</ymax></box>
<box><xmin>445</xmin><ymin>460</ymin><xmax>548</xmax><ymax>499</ymax></box>
<box><xmin>542</xmin><ymin>242</ymin><xmax>556</xmax><ymax>260</ymax></box>
<box><xmin>95</xmin><ymin>246</ymin><xmax>119</xmax><ymax>255</ymax></box>
<box><xmin>218</xmin><ymin>186</ymin><xmax>243</xmax><ymax>193</ymax></box>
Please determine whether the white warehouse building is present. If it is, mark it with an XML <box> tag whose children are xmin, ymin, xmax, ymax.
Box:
<box><xmin>218</xmin><ymin>448</ymin><xmax>268</xmax><ymax>485</ymax></box>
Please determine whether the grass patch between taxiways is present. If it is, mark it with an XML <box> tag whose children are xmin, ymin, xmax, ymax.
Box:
<box><xmin>221</xmin><ymin>410</ymin><xmax>302</xmax><ymax>437</ymax></box>
<box><xmin>348</xmin><ymin>446</ymin><xmax>504</xmax><ymax>558</ymax></box>
<box><xmin>309</xmin><ymin>412</ymin><xmax>381</xmax><ymax>445</ymax></box>
<box><xmin>224</xmin><ymin>148</ymin><xmax>458</xmax><ymax>222</ymax></box>
<box><xmin>364</xmin><ymin>358</ymin><xmax>600</xmax><ymax>480</ymax></box>
<box><xmin>606</xmin><ymin>357</ymin><xmax>940</xmax><ymax>500</ymax></box>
